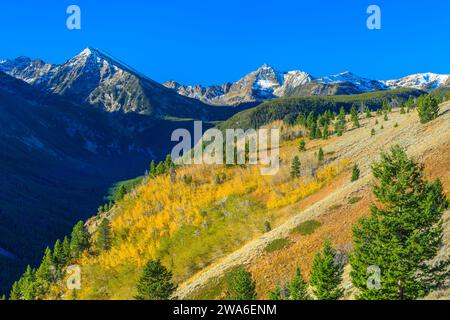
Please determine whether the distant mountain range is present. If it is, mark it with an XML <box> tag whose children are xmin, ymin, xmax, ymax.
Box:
<box><xmin>0</xmin><ymin>48</ymin><xmax>231</xmax><ymax>119</ymax></box>
<box><xmin>164</xmin><ymin>64</ymin><xmax>449</xmax><ymax>105</ymax></box>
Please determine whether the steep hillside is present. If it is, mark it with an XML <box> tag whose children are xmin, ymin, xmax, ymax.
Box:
<box><xmin>26</xmin><ymin>99</ymin><xmax>449</xmax><ymax>300</ymax></box>
<box><xmin>179</xmin><ymin>102</ymin><xmax>450</xmax><ymax>300</ymax></box>
<box><xmin>0</xmin><ymin>71</ymin><xmax>220</xmax><ymax>294</ymax></box>
<box><xmin>219</xmin><ymin>88</ymin><xmax>424</xmax><ymax>130</ymax></box>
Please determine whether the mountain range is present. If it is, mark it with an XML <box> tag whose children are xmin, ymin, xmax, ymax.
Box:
<box><xmin>164</xmin><ymin>64</ymin><xmax>449</xmax><ymax>105</ymax></box>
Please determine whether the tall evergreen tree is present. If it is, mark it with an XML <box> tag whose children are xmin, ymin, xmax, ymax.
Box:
<box><xmin>135</xmin><ymin>260</ymin><xmax>177</xmax><ymax>300</ymax></box>
<box><xmin>52</xmin><ymin>239</ymin><xmax>65</xmax><ymax>273</ymax></box>
<box><xmin>289</xmin><ymin>267</ymin><xmax>310</xmax><ymax>300</ymax></box>
<box><xmin>310</xmin><ymin>240</ymin><xmax>344</xmax><ymax>300</ymax></box>
<box><xmin>417</xmin><ymin>94</ymin><xmax>440</xmax><ymax>124</ymax></box>
<box><xmin>365</xmin><ymin>107</ymin><xmax>372</xmax><ymax>118</ymax></box>
<box><xmin>350</xmin><ymin>146</ymin><xmax>449</xmax><ymax>300</ymax></box>
<box><xmin>96</xmin><ymin>219</ymin><xmax>112</xmax><ymax>252</ymax></box>
<box><xmin>70</xmin><ymin>221</ymin><xmax>90</xmax><ymax>258</ymax></box>
<box><xmin>226</xmin><ymin>266</ymin><xmax>257</xmax><ymax>300</ymax></box>
<box><xmin>35</xmin><ymin>247</ymin><xmax>55</xmax><ymax>295</ymax></box>
<box><xmin>10</xmin><ymin>266</ymin><xmax>36</xmax><ymax>300</ymax></box>
<box><xmin>291</xmin><ymin>156</ymin><xmax>301</xmax><ymax>179</ymax></box>
<box><xmin>149</xmin><ymin>160</ymin><xmax>156</xmax><ymax>178</ymax></box>
<box><xmin>62</xmin><ymin>236</ymin><xmax>71</xmax><ymax>265</ymax></box>
<box><xmin>350</xmin><ymin>105</ymin><xmax>360</xmax><ymax>128</ymax></box>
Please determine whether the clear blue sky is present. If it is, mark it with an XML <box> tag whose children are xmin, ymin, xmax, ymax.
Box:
<box><xmin>1</xmin><ymin>0</ymin><xmax>449</xmax><ymax>85</ymax></box>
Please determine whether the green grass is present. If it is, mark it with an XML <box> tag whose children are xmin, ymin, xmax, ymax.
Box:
<box><xmin>348</xmin><ymin>196</ymin><xmax>363</xmax><ymax>204</ymax></box>
<box><xmin>264</xmin><ymin>238</ymin><xmax>292</xmax><ymax>253</ymax></box>
<box><xmin>291</xmin><ymin>220</ymin><xmax>322</xmax><ymax>236</ymax></box>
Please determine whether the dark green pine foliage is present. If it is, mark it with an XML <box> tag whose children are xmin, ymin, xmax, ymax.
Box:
<box><xmin>322</xmin><ymin>125</ymin><xmax>329</xmax><ymax>140</ymax></box>
<box><xmin>298</xmin><ymin>139</ymin><xmax>306</xmax><ymax>152</ymax></box>
<box><xmin>351</xmin><ymin>164</ymin><xmax>361</xmax><ymax>182</ymax></box>
<box><xmin>371</xmin><ymin>128</ymin><xmax>376</xmax><ymax>136</ymax></box>
<box><xmin>417</xmin><ymin>94</ymin><xmax>440</xmax><ymax>124</ymax></box>
<box><xmin>350</xmin><ymin>145</ymin><xmax>449</xmax><ymax>300</ymax></box>
<box><xmin>10</xmin><ymin>266</ymin><xmax>37</xmax><ymax>300</ymax></box>
<box><xmin>365</xmin><ymin>107</ymin><xmax>372</xmax><ymax>118</ymax></box>
<box><xmin>226</xmin><ymin>266</ymin><xmax>257</xmax><ymax>300</ymax></box>
<box><xmin>96</xmin><ymin>219</ymin><xmax>112</xmax><ymax>252</ymax></box>
<box><xmin>70</xmin><ymin>221</ymin><xmax>90</xmax><ymax>258</ymax></box>
<box><xmin>400</xmin><ymin>104</ymin><xmax>406</xmax><ymax>114</ymax></box>
<box><xmin>135</xmin><ymin>260</ymin><xmax>177</xmax><ymax>300</ymax></box>
<box><xmin>350</xmin><ymin>105</ymin><xmax>360</xmax><ymax>128</ymax></box>
<box><xmin>149</xmin><ymin>160</ymin><xmax>157</xmax><ymax>177</ymax></box>
<box><xmin>289</xmin><ymin>267</ymin><xmax>310</xmax><ymax>300</ymax></box>
<box><xmin>291</xmin><ymin>156</ymin><xmax>301</xmax><ymax>179</ymax></box>
<box><xmin>309</xmin><ymin>122</ymin><xmax>317</xmax><ymax>139</ymax></box>
<box><xmin>52</xmin><ymin>239</ymin><xmax>64</xmax><ymax>269</ymax></box>
<box><xmin>310</xmin><ymin>240</ymin><xmax>344</xmax><ymax>300</ymax></box>
<box><xmin>116</xmin><ymin>184</ymin><xmax>128</xmax><ymax>201</ymax></box>
<box><xmin>296</xmin><ymin>113</ymin><xmax>307</xmax><ymax>127</ymax></box>
<box><xmin>35</xmin><ymin>247</ymin><xmax>55</xmax><ymax>295</ymax></box>
<box><xmin>62</xmin><ymin>236</ymin><xmax>71</xmax><ymax>264</ymax></box>
<box><xmin>318</xmin><ymin>148</ymin><xmax>324</xmax><ymax>164</ymax></box>
<box><xmin>0</xmin><ymin>294</ymin><xmax>5</xmax><ymax>300</ymax></box>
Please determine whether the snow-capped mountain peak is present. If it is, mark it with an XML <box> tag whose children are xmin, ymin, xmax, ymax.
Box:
<box><xmin>383</xmin><ymin>73</ymin><xmax>449</xmax><ymax>90</ymax></box>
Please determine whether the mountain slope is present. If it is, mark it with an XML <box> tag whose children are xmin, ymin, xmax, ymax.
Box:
<box><xmin>0</xmin><ymin>71</ymin><xmax>224</xmax><ymax>294</ymax></box>
<box><xmin>27</xmin><ymin>95</ymin><xmax>449</xmax><ymax>300</ymax></box>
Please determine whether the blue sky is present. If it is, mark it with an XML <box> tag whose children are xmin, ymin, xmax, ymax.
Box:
<box><xmin>1</xmin><ymin>0</ymin><xmax>449</xmax><ymax>85</ymax></box>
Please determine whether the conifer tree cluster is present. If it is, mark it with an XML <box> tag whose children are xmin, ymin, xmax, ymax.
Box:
<box><xmin>149</xmin><ymin>154</ymin><xmax>176</xmax><ymax>178</ymax></box>
<box><xmin>10</xmin><ymin>221</ymin><xmax>90</xmax><ymax>300</ymax></box>
<box><xmin>268</xmin><ymin>240</ymin><xmax>344</xmax><ymax>300</ymax></box>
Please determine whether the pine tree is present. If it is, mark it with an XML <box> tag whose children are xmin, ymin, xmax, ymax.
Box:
<box><xmin>52</xmin><ymin>239</ymin><xmax>64</xmax><ymax>269</ymax></box>
<box><xmin>400</xmin><ymin>104</ymin><xmax>406</xmax><ymax>114</ymax></box>
<box><xmin>350</xmin><ymin>146</ymin><xmax>449</xmax><ymax>300</ymax></box>
<box><xmin>291</xmin><ymin>156</ymin><xmax>301</xmax><ymax>179</ymax></box>
<box><xmin>384</xmin><ymin>113</ymin><xmax>388</xmax><ymax>121</ymax></box>
<box><xmin>10</xmin><ymin>266</ymin><xmax>36</xmax><ymax>300</ymax></box>
<box><xmin>226</xmin><ymin>266</ymin><xmax>257</xmax><ymax>300</ymax></box>
<box><xmin>309</xmin><ymin>122</ymin><xmax>317</xmax><ymax>139</ymax></box>
<box><xmin>306</xmin><ymin>112</ymin><xmax>316</xmax><ymax>130</ymax></box>
<box><xmin>298</xmin><ymin>139</ymin><xmax>306</xmax><ymax>152</ymax></box>
<box><xmin>0</xmin><ymin>294</ymin><xmax>5</xmax><ymax>300</ymax></box>
<box><xmin>371</xmin><ymin>128</ymin><xmax>376</xmax><ymax>136</ymax></box>
<box><xmin>296</xmin><ymin>113</ymin><xmax>307</xmax><ymax>127</ymax></box>
<box><xmin>35</xmin><ymin>247</ymin><xmax>55</xmax><ymax>295</ymax></box>
<box><xmin>350</xmin><ymin>105</ymin><xmax>360</xmax><ymax>128</ymax></box>
<box><xmin>318</xmin><ymin>148</ymin><xmax>324</xmax><ymax>164</ymax></box>
<box><xmin>135</xmin><ymin>260</ymin><xmax>177</xmax><ymax>300</ymax></box>
<box><xmin>310</xmin><ymin>240</ymin><xmax>344</xmax><ymax>300</ymax></box>
<box><xmin>351</xmin><ymin>164</ymin><xmax>360</xmax><ymax>182</ymax></box>
<box><xmin>70</xmin><ymin>221</ymin><xmax>90</xmax><ymax>258</ymax></box>
<box><xmin>149</xmin><ymin>160</ymin><xmax>156</xmax><ymax>178</ymax></box>
<box><xmin>365</xmin><ymin>107</ymin><xmax>372</xmax><ymax>118</ymax></box>
<box><xmin>289</xmin><ymin>267</ymin><xmax>310</xmax><ymax>300</ymax></box>
<box><xmin>96</xmin><ymin>219</ymin><xmax>112</xmax><ymax>252</ymax></box>
<box><xmin>116</xmin><ymin>184</ymin><xmax>127</xmax><ymax>201</ymax></box>
<box><xmin>417</xmin><ymin>94</ymin><xmax>440</xmax><ymax>124</ymax></box>
<box><xmin>164</xmin><ymin>154</ymin><xmax>175</xmax><ymax>170</ymax></box>
<box><xmin>62</xmin><ymin>236</ymin><xmax>71</xmax><ymax>265</ymax></box>
<box><xmin>322</xmin><ymin>125</ymin><xmax>329</xmax><ymax>139</ymax></box>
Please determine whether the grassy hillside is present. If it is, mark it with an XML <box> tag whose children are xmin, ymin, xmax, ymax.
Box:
<box><xmin>219</xmin><ymin>88</ymin><xmax>424</xmax><ymax>130</ymax></box>
<box><xmin>9</xmin><ymin>98</ymin><xmax>449</xmax><ymax>301</ymax></box>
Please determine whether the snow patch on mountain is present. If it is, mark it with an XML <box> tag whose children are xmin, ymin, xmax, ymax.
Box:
<box><xmin>383</xmin><ymin>73</ymin><xmax>449</xmax><ymax>90</ymax></box>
